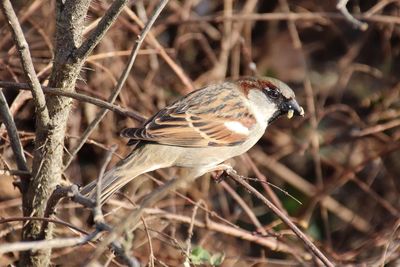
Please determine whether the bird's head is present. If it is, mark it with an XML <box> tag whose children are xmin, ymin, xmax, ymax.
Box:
<box><xmin>237</xmin><ymin>77</ymin><xmax>304</xmax><ymax>124</ymax></box>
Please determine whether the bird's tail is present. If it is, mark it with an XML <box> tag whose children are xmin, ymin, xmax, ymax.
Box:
<box><xmin>80</xmin><ymin>144</ymin><xmax>172</xmax><ymax>204</ymax></box>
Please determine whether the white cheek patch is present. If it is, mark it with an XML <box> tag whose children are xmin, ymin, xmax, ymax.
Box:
<box><xmin>247</xmin><ymin>89</ymin><xmax>277</xmax><ymax>127</ymax></box>
<box><xmin>224</xmin><ymin>121</ymin><xmax>250</xmax><ymax>135</ymax></box>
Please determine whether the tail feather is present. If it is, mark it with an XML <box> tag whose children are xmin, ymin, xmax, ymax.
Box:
<box><xmin>89</xmin><ymin>164</ymin><xmax>142</xmax><ymax>203</ymax></box>
<box><xmin>80</xmin><ymin>144</ymin><xmax>172</xmax><ymax>204</ymax></box>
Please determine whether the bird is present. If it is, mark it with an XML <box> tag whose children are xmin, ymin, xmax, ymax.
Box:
<box><xmin>80</xmin><ymin>77</ymin><xmax>304</xmax><ymax>203</ymax></box>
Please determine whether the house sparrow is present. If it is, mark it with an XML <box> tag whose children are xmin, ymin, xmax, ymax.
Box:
<box><xmin>81</xmin><ymin>77</ymin><xmax>304</xmax><ymax>203</ymax></box>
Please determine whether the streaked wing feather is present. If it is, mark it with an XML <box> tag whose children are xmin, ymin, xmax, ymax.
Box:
<box><xmin>121</xmin><ymin>85</ymin><xmax>257</xmax><ymax>147</ymax></box>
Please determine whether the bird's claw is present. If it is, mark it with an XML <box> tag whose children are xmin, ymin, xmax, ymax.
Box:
<box><xmin>211</xmin><ymin>164</ymin><xmax>236</xmax><ymax>183</ymax></box>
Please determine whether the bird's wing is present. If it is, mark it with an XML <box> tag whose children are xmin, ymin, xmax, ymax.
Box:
<box><xmin>121</xmin><ymin>86</ymin><xmax>257</xmax><ymax>147</ymax></box>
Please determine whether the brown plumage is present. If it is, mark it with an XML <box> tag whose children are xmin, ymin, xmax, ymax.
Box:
<box><xmin>121</xmin><ymin>83</ymin><xmax>257</xmax><ymax>147</ymax></box>
<box><xmin>81</xmin><ymin>77</ymin><xmax>304</xmax><ymax>204</ymax></box>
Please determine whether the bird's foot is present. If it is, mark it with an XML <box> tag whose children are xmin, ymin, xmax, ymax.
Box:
<box><xmin>210</xmin><ymin>164</ymin><xmax>236</xmax><ymax>183</ymax></box>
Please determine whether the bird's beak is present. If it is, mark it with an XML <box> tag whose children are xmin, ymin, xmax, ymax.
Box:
<box><xmin>282</xmin><ymin>99</ymin><xmax>304</xmax><ymax>119</ymax></box>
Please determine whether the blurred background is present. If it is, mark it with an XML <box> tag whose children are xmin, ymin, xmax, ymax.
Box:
<box><xmin>1</xmin><ymin>0</ymin><xmax>400</xmax><ymax>266</ymax></box>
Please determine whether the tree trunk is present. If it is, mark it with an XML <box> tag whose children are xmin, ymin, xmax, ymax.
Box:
<box><xmin>20</xmin><ymin>1</ymin><xmax>91</xmax><ymax>266</ymax></box>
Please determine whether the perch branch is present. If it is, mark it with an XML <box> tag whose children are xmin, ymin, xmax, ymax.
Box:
<box><xmin>226</xmin><ymin>169</ymin><xmax>334</xmax><ymax>267</ymax></box>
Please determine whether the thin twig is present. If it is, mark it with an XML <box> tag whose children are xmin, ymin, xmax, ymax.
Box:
<box><xmin>0</xmin><ymin>235</ymin><xmax>98</xmax><ymax>254</ymax></box>
<box><xmin>144</xmin><ymin>208</ymin><xmax>300</xmax><ymax>255</ymax></box>
<box><xmin>0</xmin><ymin>81</ymin><xmax>146</xmax><ymax>123</ymax></box>
<box><xmin>226</xmin><ymin>170</ymin><xmax>335</xmax><ymax>267</ymax></box>
<box><xmin>0</xmin><ymin>0</ymin><xmax>49</xmax><ymax>127</ymax></box>
<box><xmin>220</xmin><ymin>181</ymin><xmax>266</xmax><ymax>234</ymax></box>
<box><xmin>40</xmin><ymin>184</ymin><xmax>94</xmax><ymax>239</ymax></box>
<box><xmin>250</xmin><ymin>148</ymin><xmax>371</xmax><ymax>233</ymax></box>
<box><xmin>184</xmin><ymin>201</ymin><xmax>201</xmax><ymax>265</ymax></box>
<box><xmin>38</xmin><ymin>183</ymin><xmax>139</xmax><ymax>267</ymax></box>
<box><xmin>279</xmin><ymin>0</ymin><xmax>301</xmax><ymax>49</ymax></box>
<box><xmin>379</xmin><ymin>219</ymin><xmax>400</xmax><ymax>267</ymax></box>
<box><xmin>122</xmin><ymin>7</ymin><xmax>194</xmax><ymax>93</ymax></box>
<box><xmin>74</xmin><ymin>0</ymin><xmax>129</xmax><ymax>60</ymax></box>
<box><xmin>304</xmin><ymin>75</ymin><xmax>332</xmax><ymax>246</ymax></box>
<box><xmin>63</xmin><ymin>0</ymin><xmax>169</xmax><ymax>169</ymax></box>
<box><xmin>364</xmin><ymin>0</ymin><xmax>399</xmax><ymax>17</ymax></box>
<box><xmin>239</xmin><ymin>177</ymin><xmax>303</xmax><ymax>205</ymax></box>
<box><xmin>89</xmin><ymin>176</ymin><xmax>187</xmax><ymax>265</ymax></box>
<box><xmin>351</xmin><ymin>119</ymin><xmax>400</xmax><ymax>137</ymax></box>
<box><xmin>163</xmin><ymin>12</ymin><xmax>399</xmax><ymax>26</ymax></box>
<box><xmin>337</xmin><ymin>0</ymin><xmax>368</xmax><ymax>30</ymax></box>
<box><xmin>142</xmin><ymin>217</ymin><xmax>155</xmax><ymax>267</ymax></box>
<box><xmin>147</xmin><ymin>174</ymin><xmax>241</xmax><ymax>229</ymax></box>
<box><xmin>242</xmin><ymin>154</ymin><xmax>287</xmax><ymax>212</ymax></box>
<box><xmin>0</xmin><ymin>89</ymin><xmax>29</xmax><ymax>173</ymax></box>
<box><xmin>0</xmin><ymin>216</ymin><xmax>89</xmax><ymax>235</ymax></box>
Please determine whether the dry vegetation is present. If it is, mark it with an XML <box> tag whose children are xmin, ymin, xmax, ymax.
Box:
<box><xmin>0</xmin><ymin>0</ymin><xmax>400</xmax><ymax>266</ymax></box>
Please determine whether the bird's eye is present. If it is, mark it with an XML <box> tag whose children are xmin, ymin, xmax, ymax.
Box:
<box><xmin>265</xmin><ymin>88</ymin><xmax>280</xmax><ymax>99</ymax></box>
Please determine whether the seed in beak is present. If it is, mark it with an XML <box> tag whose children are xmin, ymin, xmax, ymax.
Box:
<box><xmin>287</xmin><ymin>109</ymin><xmax>294</xmax><ymax>119</ymax></box>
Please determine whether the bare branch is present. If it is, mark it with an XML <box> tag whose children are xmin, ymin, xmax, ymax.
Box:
<box><xmin>0</xmin><ymin>90</ymin><xmax>29</xmax><ymax>173</ymax></box>
<box><xmin>250</xmin><ymin>148</ymin><xmax>371</xmax><ymax>232</ymax></box>
<box><xmin>164</xmin><ymin>12</ymin><xmax>398</xmax><ymax>26</ymax></box>
<box><xmin>74</xmin><ymin>0</ymin><xmax>129</xmax><ymax>60</ymax></box>
<box><xmin>337</xmin><ymin>0</ymin><xmax>369</xmax><ymax>30</ymax></box>
<box><xmin>220</xmin><ymin>181</ymin><xmax>266</xmax><ymax>234</ymax></box>
<box><xmin>0</xmin><ymin>81</ymin><xmax>146</xmax><ymax>122</ymax></box>
<box><xmin>0</xmin><ymin>216</ymin><xmax>88</xmax><ymax>235</ymax></box>
<box><xmin>89</xmin><ymin>176</ymin><xmax>188</xmax><ymax>264</ymax></box>
<box><xmin>63</xmin><ymin>0</ymin><xmax>169</xmax><ymax>169</ymax></box>
<box><xmin>0</xmin><ymin>0</ymin><xmax>49</xmax><ymax>127</ymax></box>
<box><xmin>145</xmin><ymin>208</ymin><xmax>301</xmax><ymax>255</ymax></box>
<box><xmin>226</xmin><ymin>170</ymin><xmax>335</xmax><ymax>267</ymax></box>
<box><xmin>0</xmin><ymin>236</ymin><xmax>96</xmax><ymax>254</ymax></box>
<box><xmin>142</xmin><ymin>217</ymin><xmax>155</xmax><ymax>267</ymax></box>
<box><xmin>184</xmin><ymin>201</ymin><xmax>201</xmax><ymax>265</ymax></box>
<box><xmin>35</xmin><ymin>184</ymin><xmax>140</xmax><ymax>267</ymax></box>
